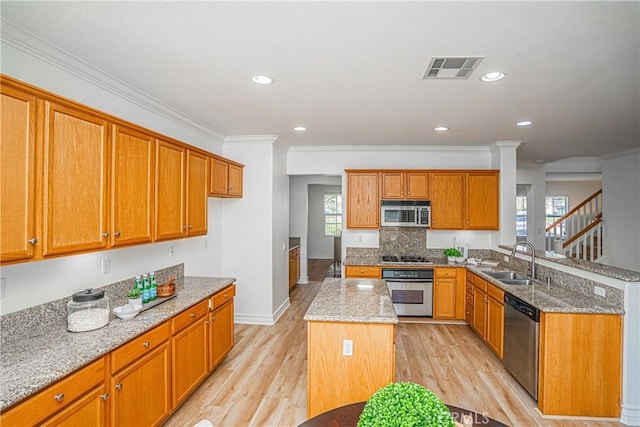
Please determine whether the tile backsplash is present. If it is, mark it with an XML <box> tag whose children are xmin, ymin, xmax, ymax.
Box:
<box><xmin>379</xmin><ymin>227</ymin><xmax>428</xmax><ymax>256</ymax></box>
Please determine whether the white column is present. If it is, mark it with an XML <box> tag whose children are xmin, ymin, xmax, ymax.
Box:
<box><xmin>490</xmin><ymin>141</ymin><xmax>521</xmax><ymax>247</ymax></box>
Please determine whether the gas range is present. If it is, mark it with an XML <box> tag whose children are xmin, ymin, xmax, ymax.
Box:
<box><xmin>381</xmin><ymin>255</ymin><xmax>433</xmax><ymax>264</ymax></box>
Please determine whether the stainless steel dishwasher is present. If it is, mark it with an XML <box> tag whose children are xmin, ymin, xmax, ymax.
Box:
<box><xmin>503</xmin><ymin>293</ymin><xmax>540</xmax><ymax>400</ymax></box>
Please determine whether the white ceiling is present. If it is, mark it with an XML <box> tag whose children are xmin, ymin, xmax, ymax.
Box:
<box><xmin>2</xmin><ymin>1</ymin><xmax>639</xmax><ymax>165</ymax></box>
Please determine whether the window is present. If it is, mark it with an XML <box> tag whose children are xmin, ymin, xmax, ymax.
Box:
<box><xmin>323</xmin><ymin>194</ymin><xmax>342</xmax><ymax>236</ymax></box>
<box><xmin>516</xmin><ymin>196</ymin><xmax>527</xmax><ymax>237</ymax></box>
<box><xmin>546</xmin><ymin>196</ymin><xmax>569</xmax><ymax>227</ymax></box>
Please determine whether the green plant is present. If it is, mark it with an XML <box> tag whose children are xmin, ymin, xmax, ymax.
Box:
<box><xmin>357</xmin><ymin>382</ymin><xmax>454</xmax><ymax>427</ymax></box>
<box><xmin>443</xmin><ymin>247</ymin><xmax>463</xmax><ymax>257</ymax></box>
<box><xmin>127</xmin><ymin>288</ymin><xmax>142</xmax><ymax>298</ymax></box>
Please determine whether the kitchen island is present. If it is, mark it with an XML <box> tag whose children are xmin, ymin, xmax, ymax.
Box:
<box><xmin>304</xmin><ymin>278</ymin><xmax>397</xmax><ymax>418</ymax></box>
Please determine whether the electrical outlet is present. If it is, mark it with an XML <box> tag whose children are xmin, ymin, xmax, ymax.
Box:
<box><xmin>101</xmin><ymin>258</ymin><xmax>111</xmax><ymax>274</ymax></box>
<box><xmin>503</xmin><ymin>255</ymin><xmax>510</xmax><ymax>262</ymax></box>
<box><xmin>0</xmin><ymin>278</ymin><xmax>5</xmax><ymax>299</ymax></box>
<box><xmin>594</xmin><ymin>286</ymin><xmax>606</xmax><ymax>297</ymax></box>
<box><xmin>343</xmin><ymin>339</ymin><xmax>353</xmax><ymax>356</ymax></box>
<box><xmin>169</xmin><ymin>246</ymin><xmax>175</xmax><ymax>257</ymax></box>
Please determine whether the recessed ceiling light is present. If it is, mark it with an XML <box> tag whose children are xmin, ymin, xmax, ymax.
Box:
<box><xmin>293</xmin><ymin>126</ymin><xmax>307</xmax><ymax>131</ymax></box>
<box><xmin>480</xmin><ymin>72</ymin><xmax>505</xmax><ymax>82</ymax></box>
<box><xmin>516</xmin><ymin>120</ymin><xmax>533</xmax><ymax>126</ymax></box>
<box><xmin>251</xmin><ymin>75</ymin><xmax>274</xmax><ymax>85</ymax></box>
<box><xmin>434</xmin><ymin>126</ymin><xmax>449</xmax><ymax>131</ymax></box>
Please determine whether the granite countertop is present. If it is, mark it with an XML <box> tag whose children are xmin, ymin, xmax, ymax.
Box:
<box><xmin>0</xmin><ymin>276</ymin><xmax>236</xmax><ymax>411</ymax></box>
<box><xmin>467</xmin><ymin>266</ymin><xmax>624</xmax><ymax>315</ymax></box>
<box><xmin>303</xmin><ymin>278</ymin><xmax>398</xmax><ymax>324</ymax></box>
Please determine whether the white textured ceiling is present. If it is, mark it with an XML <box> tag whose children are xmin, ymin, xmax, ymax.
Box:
<box><xmin>2</xmin><ymin>1</ymin><xmax>639</xmax><ymax>164</ymax></box>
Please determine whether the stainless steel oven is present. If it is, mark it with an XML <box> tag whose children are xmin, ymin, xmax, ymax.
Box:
<box><xmin>382</xmin><ymin>267</ymin><xmax>434</xmax><ymax>316</ymax></box>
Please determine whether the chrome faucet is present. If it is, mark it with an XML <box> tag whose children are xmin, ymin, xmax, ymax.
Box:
<box><xmin>511</xmin><ymin>240</ymin><xmax>537</xmax><ymax>279</ymax></box>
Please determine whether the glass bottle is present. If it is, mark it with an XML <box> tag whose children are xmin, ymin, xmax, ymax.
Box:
<box><xmin>142</xmin><ymin>274</ymin><xmax>150</xmax><ymax>304</ymax></box>
<box><xmin>149</xmin><ymin>272</ymin><xmax>157</xmax><ymax>300</ymax></box>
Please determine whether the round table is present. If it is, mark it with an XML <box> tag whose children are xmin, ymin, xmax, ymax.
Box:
<box><xmin>299</xmin><ymin>402</ymin><xmax>508</xmax><ymax>427</ymax></box>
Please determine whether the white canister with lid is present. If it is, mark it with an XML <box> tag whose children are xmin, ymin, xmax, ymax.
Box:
<box><xmin>67</xmin><ymin>288</ymin><xmax>110</xmax><ymax>332</ymax></box>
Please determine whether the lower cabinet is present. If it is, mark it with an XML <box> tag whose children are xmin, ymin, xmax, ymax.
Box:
<box><xmin>468</xmin><ymin>272</ymin><xmax>504</xmax><ymax>359</ymax></box>
<box><xmin>432</xmin><ymin>268</ymin><xmax>465</xmax><ymax>320</ymax></box>
<box><xmin>288</xmin><ymin>246</ymin><xmax>300</xmax><ymax>291</ymax></box>
<box><xmin>209</xmin><ymin>291</ymin><xmax>235</xmax><ymax>370</ymax></box>
<box><xmin>485</xmin><ymin>285</ymin><xmax>504</xmax><ymax>359</ymax></box>
<box><xmin>110</xmin><ymin>322</ymin><xmax>171</xmax><ymax>427</ymax></box>
<box><xmin>0</xmin><ymin>357</ymin><xmax>108</xmax><ymax>427</ymax></box>
<box><xmin>344</xmin><ymin>265</ymin><xmax>381</xmax><ymax>278</ymax></box>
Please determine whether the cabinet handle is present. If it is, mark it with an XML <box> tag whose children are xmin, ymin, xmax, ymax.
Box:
<box><xmin>190</xmin><ymin>313</ymin><xmax>196</xmax><ymax>318</ymax></box>
<box><xmin>143</xmin><ymin>341</ymin><xmax>150</xmax><ymax>348</ymax></box>
<box><xmin>101</xmin><ymin>393</ymin><xmax>109</xmax><ymax>400</ymax></box>
<box><xmin>102</xmin><ymin>232</ymin><xmax>109</xmax><ymax>238</ymax></box>
<box><xmin>211</xmin><ymin>316</ymin><xmax>215</xmax><ymax>321</ymax></box>
<box><xmin>54</xmin><ymin>393</ymin><xmax>64</xmax><ymax>402</ymax></box>
<box><xmin>28</xmin><ymin>237</ymin><xmax>38</xmax><ymax>245</ymax></box>
<box><xmin>115</xmin><ymin>383</ymin><xmax>123</xmax><ymax>390</ymax></box>
<box><xmin>114</xmin><ymin>231</ymin><xmax>121</xmax><ymax>237</ymax></box>
<box><xmin>188</xmin><ymin>224</ymin><xmax>193</xmax><ymax>229</ymax></box>
<box><xmin>182</xmin><ymin>225</ymin><xmax>187</xmax><ymax>229</ymax></box>
<box><xmin>224</xmin><ymin>294</ymin><xmax>228</xmax><ymax>298</ymax></box>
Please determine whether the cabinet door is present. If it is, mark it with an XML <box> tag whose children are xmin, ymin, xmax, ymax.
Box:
<box><xmin>346</xmin><ymin>172</ymin><xmax>379</xmax><ymax>228</ymax></box>
<box><xmin>42</xmin><ymin>384</ymin><xmax>107</xmax><ymax>427</ymax></box>
<box><xmin>433</xmin><ymin>277</ymin><xmax>457</xmax><ymax>319</ymax></box>
<box><xmin>344</xmin><ymin>265</ymin><xmax>381</xmax><ymax>278</ymax></box>
<box><xmin>466</xmin><ymin>172</ymin><xmax>499</xmax><ymax>230</ymax></box>
<box><xmin>186</xmin><ymin>150</ymin><xmax>208</xmax><ymax>236</ymax></box>
<box><xmin>172</xmin><ymin>317</ymin><xmax>209</xmax><ymax>408</ymax></box>
<box><xmin>209</xmin><ymin>157</ymin><xmax>229</xmax><ymax>196</ymax></box>
<box><xmin>209</xmin><ymin>299</ymin><xmax>234</xmax><ymax>371</ymax></box>
<box><xmin>381</xmin><ymin>172</ymin><xmax>404</xmax><ymax>199</ymax></box>
<box><xmin>429</xmin><ymin>172</ymin><xmax>464</xmax><ymax>229</ymax></box>
<box><xmin>42</xmin><ymin>102</ymin><xmax>110</xmax><ymax>256</ymax></box>
<box><xmin>486</xmin><ymin>296</ymin><xmax>504</xmax><ymax>358</ymax></box>
<box><xmin>472</xmin><ymin>287</ymin><xmax>487</xmax><ymax>337</ymax></box>
<box><xmin>155</xmin><ymin>140</ymin><xmax>185</xmax><ymax>241</ymax></box>
<box><xmin>405</xmin><ymin>172</ymin><xmax>429</xmax><ymax>199</ymax></box>
<box><xmin>227</xmin><ymin>163</ymin><xmax>243</xmax><ymax>197</ymax></box>
<box><xmin>111</xmin><ymin>343</ymin><xmax>171</xmax><ymax>427</ymax></box>
<box><xmin>0</xmin><ymin>84</ymin><xmax>39</xmax><ymax>262</ymax></box>
<box><xmin>111</xmin><ymin>124</ymin><xmax>154</xmax><ymax>246</ymax></box>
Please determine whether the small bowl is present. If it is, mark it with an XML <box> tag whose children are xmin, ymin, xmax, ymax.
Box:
<box><xmin>454</xmin><ymin>256</ymin><xmax>466</xmax><ymax>264</ymax></box>
<box><xmin>113</xmin><ymin>303</ymin><xmax>143</xmax><ymax>320</ymax></box>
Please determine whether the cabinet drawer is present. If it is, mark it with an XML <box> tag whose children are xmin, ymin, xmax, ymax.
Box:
<box><xmin>344</xmin><ymin>265</ymin><xmax>381</xmax><ymax>278</ymax></box>
<box><xmin>1</xmin><ymin>357</ymin><xmax>106</xmax><ymax>426</ymax></box>
<box><xmin>435</xmin><ymin>268</ymin><xmax>457</xmax><ymax>278</ymax></box>
<box><xmin>487</xmin><ymin>283</ymin><xmax>504</xmax><ymax>302</ymax></box>
<box><xmin>111</xmin><ymin>321</ymin><xmax>170</xmax><ymax>373</ymax></box>
<box><xmin>474</xmin><ymin>276</ymin><xmax>487</xmax><ymax>292</ymax></box>
<box><xmin>172</xmin><ymin>299</ymin><xmax>209</xmax><ymax>334</ymax></box>
<box><xmin>466</xmin><ymin>290</ymin><xmax>474</xmax><ymax>307</ymax></box>
<box><xmin>212</xmin><ymin>284</ymin><xmax>236</xmax><ymax>310</ymax></box>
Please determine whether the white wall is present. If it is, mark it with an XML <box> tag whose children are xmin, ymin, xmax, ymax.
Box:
<box><xmin>271</xmin><ymin>144</ymin><xmax>290</xmax><ymax>319</ymax></box>
<box><xmin>308</xmin><ymin>184</ymin><xmax>342</xmax><ymax>259</ymax></box>
<box><xmin>546</xmin><ymin>181</ymin><xmax>602</xmax><ymax>210</ymax></box>
<box><xmin>0</xmin><ymin>27</ymin><xmax>224</xmax><ymax>314</ymax></box>
<box><xmin>516</xmin><ymin>167</ymin><xmax>547</xmax><ymax>250</ymax></box>
<box><xmin>602</xmin><ymin>149</ymin><xmax>640</xmax><ymax>272</ymax></box>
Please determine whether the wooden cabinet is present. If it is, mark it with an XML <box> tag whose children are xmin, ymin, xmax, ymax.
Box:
<box><xmin>429</xmin><ymin>172</ymin><xmax>465</xmax><ymax>229</ymax></box>
<box><xmin>346</xmin><ymin>171</ymin><xmax>379</xmax><ymax>228</ymax></box>
<box><xmin>110</xmin><ymin>322</ymin><xmax>171</xmax><ymax>427</ymax></box>
<box><xmin>307</xmin><ymin>321</ymin><xmax>395</xmax><ymax>418</ymax></box>
<box><xmin>430</xmin><ymin>170</ymin><xmax>499</xmax><ymax>230</ymax></box>
<box><xmin>466</xmin><ymin>172</ymin><xmax>499</xmax><ymax>230</ymax></box>
<box><xmin>485</xmin><ymin>284</ymin><xmax>504</xmax><ymax>358</ymax></box>
<box><xmin>209</xmin><ymin>285</ymin><xmax>235</xmax><ymax>371</ymax></box>
<box><xmin>0</xmin><ymin>357</ymin><xmax>108</xmax><ymax>427</ymax></box>
<box><xmin>538</xmin><ymin>313</ymin><xmax>622</xmax><ymax>417</ymax></box>
<box><xmin>289</xmin><ymin>246</ymin><xmax>300</xmax><ymax>291</ymax></box>
<box><xmin>381</xmin><ymin>171</ymin><xmax>429</xmax><ymax>200</ymax></box>
<box><xmin>433</xmin><ymin>268</ymin><xmax>465</xmax><ymax>320</ymax></box>
<box><xmin>0</xmin><ymin>82</ymin><xmax>39</xmax><ymax>263</ymax></box>
<box><xmin>465</xmin><ymin>272</ymin><xmax>474</xmax><ymax>324</ymax></box>
<box><xmin>344</xmin><ymin>265</ymin><xmax>381</xmax><ymax>278</ymax></box>
<box><xmin>472</xmin><ymin>284</ymin><xmax>488</xmax><ymax>336</ymax></box>
<box><xmin>111</xmin><ymin>124</ymin><xmax>155</xmax><ymax>247</ymax></box>
<box><xmin>209</xmin><ymin>157</ymin><xmax>244</xmax><ymax>198</ymax></box>
<box><xmin>171</xmin><ymin>300</ymin><xmax>210</xmax><ymax>408</ymax></box>
<box><xmin>155</xmin><ymin>142</ymin><xmax>208</xmax><ymax>240</ymax></box>
<box><xmin>42</xmin><ymin>101</ymin><xmax>110</xmax><ymax>257</ymax></box>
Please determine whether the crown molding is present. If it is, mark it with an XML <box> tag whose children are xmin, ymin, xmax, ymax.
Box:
<box><xmin>1</xmin><ymin>18</ymin><xmax>224</xmax><ymax>144</ymax></box>
<box><xmin>287</xmin><ymin>144</ymin><xmax>491</xmax><ymax>152</ymax></box>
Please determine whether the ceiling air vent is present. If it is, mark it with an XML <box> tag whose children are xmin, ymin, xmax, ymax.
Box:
<box><xmin>423</xmin><ymin>56</ymin><xmax>484</xmax><ymax>79</ymax></box>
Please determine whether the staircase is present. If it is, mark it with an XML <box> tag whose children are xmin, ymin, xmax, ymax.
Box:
<box><xmin>545</xmin><ymin>189</ymin><xmax>604</xmax><ymax>262</ymax></box>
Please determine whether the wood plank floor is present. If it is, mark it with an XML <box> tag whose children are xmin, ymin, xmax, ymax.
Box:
<box><xmin>165</xmin><ymin>282</ymin><xmax>624</xmax><ymax>427</ymax></box>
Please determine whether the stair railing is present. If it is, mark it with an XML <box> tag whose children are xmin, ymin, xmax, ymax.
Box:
<box><xmin>562</xmin><ymin>214</ymin><xmax>604</xmax><ymax>261</ymax></box>
<box><xmin>545</xmin><ymin>189</ymin><xmax>602</xmax><ymax>253</ymax></box>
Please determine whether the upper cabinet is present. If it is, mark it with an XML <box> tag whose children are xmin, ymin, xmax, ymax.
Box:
<box><xmin>429</xmin><ymin>172</ymin><xmax>465</xmax><ymax>229</ymax></box>
<box><xmin>466</xmin><ymin>171</ymin><xmax>499</xmax><ymax>230</ymax></box>
<box><xmin>209</xmin><ymin>156</ymin><xmax>244</xmax><ymax>198</ymax></box>
<box><xmin>381</xmin><ymin>171</ymin><xmax>429</xmax><ymax>200</ymax></box>
<box><xmin>0</xmin><ymin>75</ymin><xmax>243</xmax><ymax>265</ymax></box>
<box><xmin>0</xmin><ymin>82</ymin><xmax>39</xmax><ymax>263</ymax></box>
<box><xmin>42</xmin><ymin>101</ymin><xmax>110</xmax><ymax>257</ymax></box>
<box><xmin>346</xmin><ymin>171</ymin><xmax>380</xmax><ymax>228</ymax></box>
<box><xmin>111</xmin><ymin>124</ymin><xmax>155</xmax><ymax>247</ymax></box>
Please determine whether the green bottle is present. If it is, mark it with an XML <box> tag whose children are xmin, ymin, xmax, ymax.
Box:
<box><xmin>142</xmin><ymin>274</ymin><xmax>150</xmax><ymax>304</ymax></box>
<box><xmin>150</xmin><ymin>272</ymin><xmax>157</xmax><ymax>300</ymax></box>
<box><xmin>135</xmin><ymin>275</ymin><xmax>143</xmax><ymax>293</ymax></box>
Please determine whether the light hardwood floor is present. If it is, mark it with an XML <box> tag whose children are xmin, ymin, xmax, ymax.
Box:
<box><xmin>165</xmin><ymin>282</ymin><xmax>624</xmax><ymax>427</ymax></box>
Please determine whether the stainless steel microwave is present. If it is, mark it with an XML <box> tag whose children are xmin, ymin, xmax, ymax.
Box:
<box><xmin>381</xmin><ymin>200</ymin><xmax>431</xmax><ymax>227</ymax></box>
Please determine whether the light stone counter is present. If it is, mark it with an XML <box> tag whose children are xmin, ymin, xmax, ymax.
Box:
<box><xmin>0</xmin><ymin>276</ymin><xmax>235</xmax><ymax>411</ymax></box>
<box><xmin>303</xmin><ymin>278</ymin><xmax>397</xmax><ymax>324</ymax></box>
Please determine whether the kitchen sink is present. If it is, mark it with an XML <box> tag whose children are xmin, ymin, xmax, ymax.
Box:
<box><xmin>500</xmin><ymin>279</ymin><xmax>535</xmax><ymax>286</ymax></box>
<box><xmin>484</xmin><ymin>271</ymin><xmax>530</xmax><ymax>281</ymax></box>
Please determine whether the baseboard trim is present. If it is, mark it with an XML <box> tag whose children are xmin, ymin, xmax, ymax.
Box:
<box><xmin>234</xmin><ymin>298</ymin><xmax>291</xmax><ymax>326</ymax></box>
